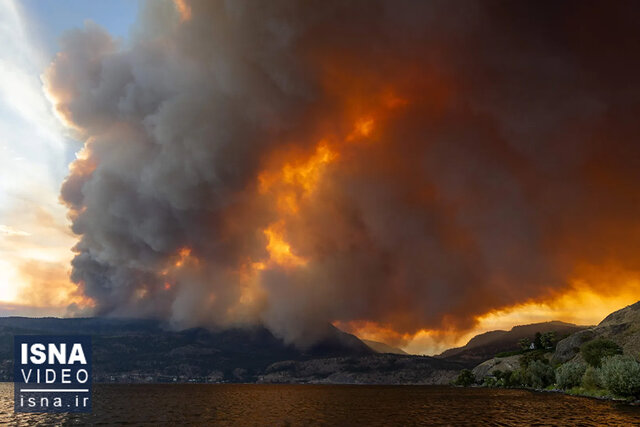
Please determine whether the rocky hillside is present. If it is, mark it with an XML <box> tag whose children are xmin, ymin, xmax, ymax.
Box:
<box><xmin>553</xmin><ymin>301</ymin><xmax>640</xmax><ymax>364</ymax></box>
<box><xmin>466</xmin><ymin>301</ymin><xmax>640</xmax><ymax>399</ymax></box>
<box><xmin>471</xmin><ymin>354</ymin><xmax>521</xmax><ymax>380</ymax></box>
<box><xmin>259</xmin><ymin>354</ymin><xmax>461</xmax><ymax>384</ymax></box>
<box><xmin>437</xmin><ymin>321</ymin><xmax>587</xmax><ymax>368</ymax></box>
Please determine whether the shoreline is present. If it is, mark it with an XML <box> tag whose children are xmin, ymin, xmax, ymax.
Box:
<box><xmin>535</xmin><ymin>387</ymin><xmax>639</xmax><ymax>405</ymax></box>
<box><xmin>4</xmin><ymin>379</ymin><xmax>639</xmax><ymax>403</ymax></box>
<box><xmin>470</xmin><ymin>384</ymin><xmax>640</xmax><ymax>406</ymax></box>
<box><xmin>4</xmin><ymin>379</ymin><xmax>640</xmax><ymax>405</ymax></box>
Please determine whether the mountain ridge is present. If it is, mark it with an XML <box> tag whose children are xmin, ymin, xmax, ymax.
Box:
<box><xmin>0</xmin><ymin>316</ymin><xmax>465</xmax><ymax>384</ymax></box>
<box><xmin>436</xmin><ymin>320</ymin><xmax>589</xmax><ymax>368</ymax></box>
<box><xmin>0</xmin><ymin>316</ymin><xmax>373</xmax><ymax>382</ymax></box>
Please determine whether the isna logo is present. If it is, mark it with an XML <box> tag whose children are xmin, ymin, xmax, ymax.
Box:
<box><xmin>14</xmin><ymin>336</ymin><xmax>92</xmax><ymax>413</ymax></box>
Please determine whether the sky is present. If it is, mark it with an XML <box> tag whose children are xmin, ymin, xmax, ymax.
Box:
<box><xmin>2</xmin><ymin>0</ymin><xmax>640</xmax><ymax>355</ymax></box>
<box><xmin>0</xmin><ymin>0</ymin><xmax>138</xmax><ymax>314</ymax></box>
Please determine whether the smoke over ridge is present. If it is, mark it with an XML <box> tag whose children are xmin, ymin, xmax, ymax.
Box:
<box><xmin>46</xmin><ymin>0</ymin><xmax>640</xmax><ymax>346</ymax></box>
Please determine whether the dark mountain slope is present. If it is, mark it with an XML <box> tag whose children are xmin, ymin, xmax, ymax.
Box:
<box><xmin>0</xmin><ymin>317</ymin><xmax>371</xmax><ymax>382</ymax></box>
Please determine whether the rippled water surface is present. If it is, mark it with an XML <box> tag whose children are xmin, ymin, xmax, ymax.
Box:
<box><xmin>1</xmin><ymin>383</ymin><xmax>640</xmax><ymax>426</ymax></box>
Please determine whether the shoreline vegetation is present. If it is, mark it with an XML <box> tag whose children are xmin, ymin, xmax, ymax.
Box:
<box><xmin>456</xmin><ymin>383</ymin><xmax>640</xmax><ymax>406</ymax></box>
<box><xmin>453</xmin><ymin>301</ymin><xmax>640</xmax><ymax>405</ymax></box>
<box><xmin>453</xmin><ymin>336</ymin><xmax>640</xmax><ymax>405</ymax></box>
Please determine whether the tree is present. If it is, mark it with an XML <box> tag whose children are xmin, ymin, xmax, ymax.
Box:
<box><xmin>454</xmin><ymin>369</ymin><xmax>476</xmax><ymax>386</ymax></box>
<box><xmin>540</xmin><ymin>331</ymin><xmax>557</xmax><ymax>350</ymax></box>
<box><xmin>599</xmin><ymin>355</ymin><xmax>640</xmax><ymax>398</ymax></box>
<box><xmin>505</xmin><ymin>370</ymin><xmax>523</xmax><ymax>387</ymax></box>
<box><xmin>581</xmin><ymin>366</ymin><xmax>602</xmax><ymax>390</ymax></box>
<box><xmin>518</xmin><ymin>337</ymin><xmax>531</xmax><ymax>350</ymax></box>
<box><xmin>493</xmin><ymin>369</ymin><xmax>524</xmax><ymax>387</ymax></box>
<box><xmin>519</xmin><ymin>349</ymin><xmax>546</xmax><ymax>369</ymax></box>
<box><xmin>580</xmin><ymin>339</ymin><xmax>622</xmax><ymax>368</ymax></box>
<box><xmin>555</xmin><ymin>362</ymin><xmax>586</xmax><ymax>389</ymax></box>
<box><xmin>526</xmin><ymin>360</ymin><xmax>555</xmax><ymax>389</ymax></box>
<box><xmin>533</xmin><ymin>332</ymin><xmax>543</xmax><ymax>350</ymax></box>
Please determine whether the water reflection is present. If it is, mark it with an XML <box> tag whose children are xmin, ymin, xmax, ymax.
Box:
<box><xmin>1</xmin><ymin>383</ymin><xmax>639</xmax><ymax>426</ymax></box>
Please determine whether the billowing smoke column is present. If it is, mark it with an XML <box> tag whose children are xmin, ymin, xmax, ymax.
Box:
<box><xmin>47</xmin><ymin>0</ymin><xmax>640</xmax><ymax>345</ymax></box>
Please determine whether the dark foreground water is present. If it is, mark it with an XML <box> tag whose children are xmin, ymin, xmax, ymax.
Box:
<box><xmin>1</xmin><ymin>383</ymin><xmax>640</xmax><ymax>426</ymax></box>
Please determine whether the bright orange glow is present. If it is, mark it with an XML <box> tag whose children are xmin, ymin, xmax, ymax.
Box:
<box><xmin>259</xmin><ymin>142</ymin><xmax>336</xmax><ymax>215</ymax></box>
<box><xmin>336</xmin><ymin>278</ymin><xmax>640</xmax><ymax>355</ymax></box>
<box><xmin>264</xmin><ymin>223</ymin><xmax>307</xmax><ymax>267</ymax></box>
<box><xmin>335</xmin><ymin>319</ymin><xmax>461</xmax><ymax>356</ymax></box>
<box><xmin>282</xmin><ymin>142</ymin><xmax>336</xmax><ymax>192</ymax></box>
<box><xmin>260</xmin><ymin>141</ymin><xmax>336</xmax><ymax>194</ymax></box>
<box><xmin>398</xmin><ymin>282</ymin><xmax>640</xmax><ymax>355</ymax></box>
<box><xmin>255</xmin><ymin>140</ymin><xmax>338</xmax><ymax>270</ymax></box>
<box><xmin>252</xmin><ymin>93</ymin><xmax>405</xmax><ymax>276</ymax></box>
<box><xmin>474</xmin><ymin>280</ymin><xmax>640</xmax><ymax>331</ymax></box>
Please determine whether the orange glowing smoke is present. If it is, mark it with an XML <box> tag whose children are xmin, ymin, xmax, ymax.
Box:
<box><xmin>347</xmin><ymin>117</ymin><xmax>375</xmax><ymax>141</ymax></box>
<box><xmin>174</xmin><ymin>247</ymin><xmax>192</xmax><ymax>267</ymax></box>
<box><xmin>173</xmin><ymin>0</ymin><xmax>192</xmax><ymax>22</ymax></box>
<box><xmin>251</xmin><ymin>86</ymin><xmax>408</xmax><ymax>275</ymax></box>
<box><xmin>281</xmin><ymin>143</ymin><xmax>337</xmax><ymax>194</ymax></box>
<box><xmin>264</xmin><ymin>222</ymin><xmax>307</xmax><ymax>267</ymax></box>
<box><xmin>337</xmin><ymin>277</ymin><xmax>640</xmax><ymax>355</ymax></box>
<box><xmin>45</xmin><ymin>1</ymin><xmax>640</xmax><ymax>353</ymax></box>
<box><xmin>256</xmin><ymin>140</ymin><xmax>340</xmax><ymax>269</ymax></box>
<box><xmin>258</xmin><ymin>141</ymin><xmax>337</xmax><ymax>213</ymax></box>
<box><xmin>157</xmin><ymin>246</ymin><xmax>198</xmax><ymax>292</ymax></box>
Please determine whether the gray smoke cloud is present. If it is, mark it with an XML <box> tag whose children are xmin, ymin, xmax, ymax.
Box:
<box><xmin>47</xmin><ymin>0</ymin><xmax>640</xmax><ymax>345</ymax></box>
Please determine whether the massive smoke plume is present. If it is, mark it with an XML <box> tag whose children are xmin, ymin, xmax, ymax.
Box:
<box><xmin>46</xmin><ymin>0</ymin><xmax>640</xmax><ymax>345</ymax></box>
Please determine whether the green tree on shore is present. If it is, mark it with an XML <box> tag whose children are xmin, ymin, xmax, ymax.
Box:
<box><xmin>454</xmin><ymin>369</ymin><xmax>475</xmax><ymax>386</ymax></box>
<box><xmin>599</xmin><ymin>355</ymin><xmax>640</xmax><ymax>398</ymax></box>
<box><xmin>556</xmin><ymin>362</ymin><xmax>586</xmax><ymax>389</ymax></box>
<box><xmin>525</xmin><ymin>360</ymin><xmax>555</xmax><ymax>389</ymax></box>
<box><xmin>581</xmin><ymin>339</ymin><xmax>622</xmax><ymax>368</ymax></box>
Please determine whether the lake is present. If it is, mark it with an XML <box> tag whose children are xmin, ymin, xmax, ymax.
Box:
<box><xmin>1</xmin><ymin>383</ymin><xmax>639</xmax><ymax>425</ymax></box>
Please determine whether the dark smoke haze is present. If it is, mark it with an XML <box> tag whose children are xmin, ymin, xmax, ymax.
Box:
<box><xmin>46</xmin><ymin>0</ymin><xmax>640</xmax><ymax>345</ymax></box>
